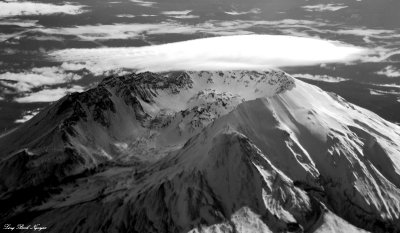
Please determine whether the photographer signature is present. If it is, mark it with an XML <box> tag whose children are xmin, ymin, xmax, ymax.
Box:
<box><xmin>3</xmin><ymin>224</ymin><xmax>47</xmax><ymax>231</ymax></box>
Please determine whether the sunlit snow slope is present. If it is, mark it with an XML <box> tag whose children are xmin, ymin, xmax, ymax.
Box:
<box><xmin>0</xmin><ymin>70</ymin><xmax>399</xmax><ymax>233</ymax></box>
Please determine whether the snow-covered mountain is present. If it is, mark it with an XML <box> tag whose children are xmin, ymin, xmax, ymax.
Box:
<box><xmin>0</xmin><ymin>70</ymin><xmax>399</xmax><ymax>233</ymax></box>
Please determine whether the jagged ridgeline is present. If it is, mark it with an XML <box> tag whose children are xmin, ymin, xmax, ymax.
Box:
<box><xmin>0</xmin><ymin>71</ymin><xmax>399</xmax><ymax>233</ymax></box>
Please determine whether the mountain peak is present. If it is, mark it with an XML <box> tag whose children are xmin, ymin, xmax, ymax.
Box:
<box><xmin>1</xmin><ymin>70</ymin><xmax>399</xmax><ymax>232</ymax></box>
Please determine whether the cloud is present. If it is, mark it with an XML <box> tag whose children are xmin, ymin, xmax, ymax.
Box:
<box><xmin>376</xmin><ymin>66</ymin><xmax>400</xmax><ymax>78</ymax></box>
<box><xmin>25</xmin><ymin>35</ymin><xmax>64</xmax><ymax>41</ymax></box>
<box><xmin>225</xmin><ymin>8</ymin><xmax>261</xmax><ymax>15</ymax></box>
<box><xmin>0</xmin><ymin>1</ymin><xmax>88</xmax><ymax>18</ymax></box>
<box><xmin>36</xmin><ymin>19</ymin><xmax>327</xmax><ymax>41</ymax></box>
<box><xmin>38</xmin><ymin>23</ymin><xmax>171</xmax><ymax>40</ymax></box>
<box><xmin>140</xmin><ymin>14</ymin><xmax>157</xmax><ymax>17</ymax></box>
<box><xmin>369</xmin><ymin>89</ymin><xmax>400</xmax><ymax>96</ymax></box>
<box><xmin>15</xmin><ymin>109</ymin><xmax>41</xmax><ymax>123</ymax></box>
<box><xmin>292</xmin><ymin>74</ymin><xmax>348</xmax><ymax>83</ymax></box>
<box><xmin>372</xmin><ymin>83</ymin><xmax>400</xmax><ymax>89</ymax></box>
<box><xmin>50</xmin><ymin>35</ymin><xmax>367</xmax><ymax>73</ymax></box>
<box><xmin>30</xmin><ymin>18</ymin><xmax>399</xmax><ymax>66</ymax></box>
<box><xmin>358</xmin><ymin>47</ymin><xmax>400</xmax><ymax>63</ymax></box>
<box><xmin>15</xmin><ymin>86</ymin><xmax>84</xmax><ymax>103</ymax></box>
<box><xmin>336</xmin><ymin>29</ymin><xmax>396</xmax><ymax>37</ymax></box>
<box><xmin>302</xmin><ymin>4</ymin><xmax>348</xmax><ymax>12</ymax></box>
<box><xmin>161</xmin><ymin>10</ymin><xmax>199</xmax><ymax>19</ymax></box>
<box><xmin>116</xmin><ymin>14</ymin><xmax>136</xmax><ymax>18</ymax></box>
<box><xmin>162</xmin><ymin>10</ymin><xmax>192</xmax><ymax>15</ymax></box>
<box><xmin>130</xmin><ymin>0</ymin><xmax>156</xmax><ymax>7</ymax></box>
<box><xmin>0</xmin><ymin>19</ymin><xmax>39</xmax><ymax>27</ymax></box>
<box><xmin>369</xmin><ymin>89</ymin><xmax>384</xmax><ymax>96</ymax></box>
<box><xmin>0</xmin><ymin>67</ymin><xmax>82</xmax><ymax>92</ymax></box>
<box><xmin>168</xmin><ymin>15</ymin><xmax>199</xmax><ymax>19</ymax></box>
<box><xmin>0</xmin><ymin>29</ymin><xmax>30</xmax><ymax>42</ymax></box>
<box><xmin>335</xmin><ymin>28</ymin><xmax>400</xmax><ymax>43</ymax></box>
<box><xmin>60</xmin><ymin>62</ymin><xmax>88</xmax><ymax>71</ymax></box>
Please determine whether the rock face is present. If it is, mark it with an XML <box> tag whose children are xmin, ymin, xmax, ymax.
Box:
<box><xmin>0</xmin><ymin>70</ymin><xmax>399</xmax><ymax>233</ymax></box>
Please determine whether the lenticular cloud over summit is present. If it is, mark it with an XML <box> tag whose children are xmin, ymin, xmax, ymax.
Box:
<box><xmin>51</xmin><ymin>35</ymin><xmax>366</xmax><ymax>73</ymax></box>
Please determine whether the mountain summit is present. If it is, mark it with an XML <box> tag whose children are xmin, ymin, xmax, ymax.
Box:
<box><xmin>0</xmin><ymin>70</ymin><xmax>399</xmax><ymax>233</ymax></box>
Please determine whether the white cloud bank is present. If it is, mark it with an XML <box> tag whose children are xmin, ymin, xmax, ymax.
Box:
<box><xmin>36</xmin><ymin>18</ymin><xmax>399</xmax><ymax>45</ymax></box>
<box><xmin>15</xmin><ymin>109</ymin><xmax>41</xmax><ymax>123</ymax></box>
<box><xmin>0</xmin><ymin>67</ymin><xmax>81</xmax><ymax>92</ymax></box>
<box><xmin>162</xmin><ymin>10</ymin><xmax>192</xmax><ymax>15</ymax></box>
<box><xmin>0</xmin><ymin>19</ymin><xmax>38</xmax><ymax>27</ymax></box>
<box><xmin>168</xmin><ymin>15</ymin><xmax>199</xmax><ymax>19</ymax></box>
<box><xmin>225</xmin><ymin>8</ymin><xmax>261</xmax><ymax>15</ymax></box>
<box><xmin>0</xmin><ymin>1</ymin><xmax>87</xmax><ymax>18</ymax></box>
<box><xmin>161</xmin><ymin>10</ymin><xmax>199</xmax><ymax>19</ymax></box>
<box><xmin>36</xmin><ymin>19</ymin><xmax>327</xmax><ymax>41</ymax></box>
<box><xmin>39</xmin><ymin>23</ymin><xmax>172</xmax><ymax>41</ymax></box>
<box><xmin>116</xmin><ymin>14</ymin><xmax>136</xmax><ymax>18</ymax></box>
<box><xmin>293</xmin><ymin>74</ymin><xmax>348</xmax><ymax>83</ymax></box>
<box><xmin>372</xmin><ymin>83</ymin><xmax>400</xmax><ymax>89</ymax></box>
<box><xmin>50</xmin><ymin>35</ymin><xmax>367</xmax><ymax>73</ymax></box>
<box><xmin>15</xmin><ymin>86</ymin><xmax>84</xmax><ymax>103</ymax></box>
<box><xmin>130</xmin><ymin>0</ymin><xmax>155</xmax><ymax>7</ymax></box>
<box><xmin>302</xmin><ymin>4</ymin><xmax>348</xmax><ymax>12</ymax></box>
<box><xmin>376</xmin><ymin>66</ymin><xmax>400</xmax><ymax>78</ymax></box>
<box><xmin>0</xmin><ymin>66</ymin><xmax>84</xmax><ymax>103</ymax></box>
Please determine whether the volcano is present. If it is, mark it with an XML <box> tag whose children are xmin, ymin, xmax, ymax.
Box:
<box><xmin>0</xmin><ymin>70</ymin><xmax>399</xmax><ymax>233</ymax></box>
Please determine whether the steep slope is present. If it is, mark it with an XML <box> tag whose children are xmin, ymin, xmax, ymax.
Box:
<box><xmin>0</xmin><ymin>70</ymin><xmax>293</xmax><ymax>191</ymax></box>
<box><xmin>0</xmin><ymin>70</ymin><xmax>399</xmax><ymax>233</ymax></box>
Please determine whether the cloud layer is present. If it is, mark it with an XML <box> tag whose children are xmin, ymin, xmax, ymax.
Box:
<box><xmin>0</xmin><ymin>67</ymin><xmax>81</xmax><ymax>92</ymax></box>
<box><xmin>130</xmin><ymin>0</ymin><xmax>155</xmax><ymax>7</ymax></box>
<box><xmin>161</xmin><ymin>11</ymin><xmax>199</xmax><ymax>19</ymax></box>
<box><xmin>293</xmin><ymin>73</ymin><xmax>348</xmax><ymax>83</ymax></box>
<box><xmin>15</xmin><ymin>86</ymin><xmax>84</xmax><ymax>103</ymax></box>
<box><xmin>0</xmin><ymin>19</ymin><xmax>39</xmax><ymax>27</ymax></box>
<box><xmin>50</xmin><ymin>35</ymin><xmax>367</xmax><ymax>73</ymax></box>
<box><xmin>15</xmin><ymin>109</ymin><xmax>41</xmax><ymax>123</ymax></box>
<box><xmin>376</xmin><ymin>66</ymin><xmax>400</xmax><ymax>78</ymax></box>
<box><xmin>36</xmin><ymin>20</ymin><xmax>326</xmax><ymax>41</ymax></box>
<box><xmin>302</xmin><ymin>4</ymin><xmax>348</xmax><ymax>12</ymax></box>
<box><xmin>225</xmin><ymin>8</ymin><xmax>261</xmax><ymax>16</ymax></box>
<box><xmin>0</xmin><ymin>1</ymin><xmax>87</xmax><ymax>18</ymax></box>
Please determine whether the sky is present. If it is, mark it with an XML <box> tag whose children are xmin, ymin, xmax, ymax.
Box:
<box><xmin>1</xmin><ymin>0</ymin><xmax>400</xmax><ymax>129</ymax></box>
